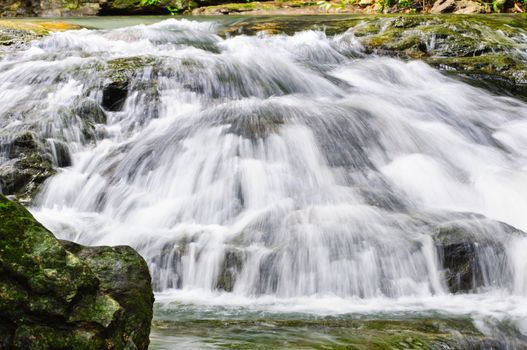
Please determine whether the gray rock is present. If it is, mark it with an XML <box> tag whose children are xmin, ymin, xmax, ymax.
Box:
<box><xmin>0</xmin><ymin>132</ymin><xmax>55</xmax><ymax>203</ymax></box>
<box><xmin>434</xmin><ymin>219</ymin><xmax>520</xmax><ymax>293</ymax></box>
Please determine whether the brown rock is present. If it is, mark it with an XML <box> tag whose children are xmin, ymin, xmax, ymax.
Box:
<box><xmin>430</xmin><ymin>0</ymin><xmax>456</xmax><ymax>13</ymax></box>
<box><xmin>454</xmin><ymin>0</ymin><xmax>486</xmax><ymax>13</ymax></box>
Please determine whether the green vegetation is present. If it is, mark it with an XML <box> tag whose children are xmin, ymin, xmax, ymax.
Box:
<box><xmin>314</xmin><ymin>0</ymin><xmax>526</xmax><ymax>13</ymax></box>
<box><xmin>140</xmin><ymin>0</ymin><xmax>192</xmax><ymax>13</ymax></box>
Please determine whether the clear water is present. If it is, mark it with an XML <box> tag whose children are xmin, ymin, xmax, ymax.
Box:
<box><xmin>1</xmin><ymin>16</ymin><xmax>527</xmax><ymax>348</ymax></box>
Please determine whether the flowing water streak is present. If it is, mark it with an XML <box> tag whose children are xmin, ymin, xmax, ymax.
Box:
<box><xmin>1</xmin><ymin>18</ymin><xmax>527</xmax><ymax>343</ymax></box>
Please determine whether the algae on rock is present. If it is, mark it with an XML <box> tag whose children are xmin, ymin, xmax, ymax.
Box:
<box><xmin>0</xmin><ymin>194</ymin><xmax>154</xmax><ymax>349</ymax></box>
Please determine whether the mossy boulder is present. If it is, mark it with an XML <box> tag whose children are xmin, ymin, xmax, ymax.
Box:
<box><xmin>0</xmin><ymin>194</ymin><xmax>154</xmax><ymax>349</ymax></box>
<box><xmin>61</xmin><ymin>240</ymin><xmax>155</xmax><ymax>349</ymax></box>
<box><xmin>351</xmin><ymin>15</ymin><xmax>527</xmax><ymax>98</ymax></box>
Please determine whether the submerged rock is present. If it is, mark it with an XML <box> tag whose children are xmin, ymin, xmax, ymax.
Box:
<box><xmin>74</xmin><ymin>98</ymin><xmax>108</xmax><ymax>125</ymax></box>
<box><xmin>152</xmin><ymin>317</ymin><xmax>509</xmax><ymax>348</ymax></box>
<box><xmin>433</xmin><ymin>219</ymin><xmax>520</xmax><ymax>293</ymax></box>
<box><xmin>0</xmin><ymin>195</ymin><xmax>154</xmax><ymax>349</ymax></box>
<box><xmin>216</xmin><ymin>248</ymin><xmax>244</xmax><ymax>292</ymax></box>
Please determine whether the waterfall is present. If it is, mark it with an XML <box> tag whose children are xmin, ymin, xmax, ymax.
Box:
<box><xmin>1</xmin><ymin>18</ymin><xmax>527</xmax><ymax>343</ymax></box>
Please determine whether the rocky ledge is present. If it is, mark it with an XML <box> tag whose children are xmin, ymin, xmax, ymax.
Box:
<box><xmin>217</xmin><ymin>15</ymin><xmax>527</xmax><ymax>99</ymax></box>
<box><xmin>0</xmin><ymin>20</ymin><xmax>80</xmax><ymax>47</ymax></box>
<box><xmin>0</xmin><ymin>195</ymin><xmax>154</xmax><ymax>349</ymax></box>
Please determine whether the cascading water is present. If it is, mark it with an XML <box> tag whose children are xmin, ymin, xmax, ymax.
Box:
<box><xmin>2</xmin><ymin>17</ymin><xmax>527</xmax><ymax>348</ymax></box>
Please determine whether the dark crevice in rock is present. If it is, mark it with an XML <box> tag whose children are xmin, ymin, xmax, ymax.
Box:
<box><xmin>102</xmin><ymin>81</ymin><xmax>129</xmax><ymax>112</ymax></box>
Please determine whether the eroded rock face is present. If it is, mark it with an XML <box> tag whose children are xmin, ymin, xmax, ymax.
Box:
<box><xmin>0</xmin><ymin>195</ymin><xmax>154</xmax><ymax>349</ymax></box>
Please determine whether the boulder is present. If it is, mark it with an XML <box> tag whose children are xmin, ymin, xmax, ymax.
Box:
<box><xmin>61</xmin><ymin>241</ymin><xmax>154</xmax><ymax>350</ymax></box>
<box><xmin>358</xmin><ymin>0</ymin><xmax>375</xmax><ymax>6</ymax></box>
<box><xmin>430</xmin><ymin>0</ymin><xmax>456</xmax><ymax>13</ymax></box>
<box><xmin>355</xmin><ymin>16</ymin><xmax>527</xmax><ymax>99</ymax></box>
<box><xmin>454</xmin><ymin>0</ymin><xmax>485</xmax><ymax>13</ymax></box>
<box><xmin>0</xmin><ymin>194</ymin><xmax>154</xmax><ymax>349</ymax></box>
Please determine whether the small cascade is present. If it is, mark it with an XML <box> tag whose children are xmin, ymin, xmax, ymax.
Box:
<box><xmin>1</xmin><ymin>18</ymin><xmax>527</xmax><ymax>345</ymax></box>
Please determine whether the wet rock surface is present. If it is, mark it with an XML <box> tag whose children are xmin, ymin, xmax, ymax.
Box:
<box><xmin>350</xmin><ymin>16</ymin><xmax>527</xmax><ymax>97</ymax></box>
<box><xmin>433</xmin><ymin>218</ymin><xmax>521</xmax><ymax>293</ymax></box>
<box><xmin>216</xmin><ymin>15</ymin><xmax>527</xmax><ymax>99</ymax></box>
<box><xmin>0</xmin><ymin>132</ymin><xmax>55</xmax><ymax>204</ymax></box>
<box><xmin>0</xmin><ymin>195</ymin><xmax>154</xmax><ymax>349</ymax></box>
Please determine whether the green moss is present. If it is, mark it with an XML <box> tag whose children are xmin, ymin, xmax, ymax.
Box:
<box><xmin>427</xmin><ymin>54</ymin><xmax>517</xmax><ymax>72</ymax></box>
<box><xmin>0</xmin><ymin>195</ymin><xmax>97</xmax><ymax>302</ymax></box>
<box><xmin>27</xmin><ymin>293</ymin><xmax>69</xmax><ymax>317</ymax></box>
<box><xmin>0</xmin><ymin>278</ymin><xmax>28</xmax><ymax>314</ymax></box>
<box><xmin>63</xmin><ymin>0</ymin><xmax>80</xmax><ymax>10</ymax></box>
<box><xmin>70</xmin><ymin>293</ymin><xmax>122</xmax><ymax>327</ymax></box>
<box><xmin>152</xmin><ymin>317</ymin><xmax>491</xmax><ymax>349</ymax></box>
<box><xmin>61</xmin><ymin>241</ymin><xmax>154</xmax><ymax>350</ymax></box>
<box><xmin>12</xmin><ymin>325</ymin><xmax>103</xmax><ymax>350</ymax></box>
<box><xmin>105</xmin><ymin>56</ymin><xmax>157</xmax><ymax>85</ymax></box>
